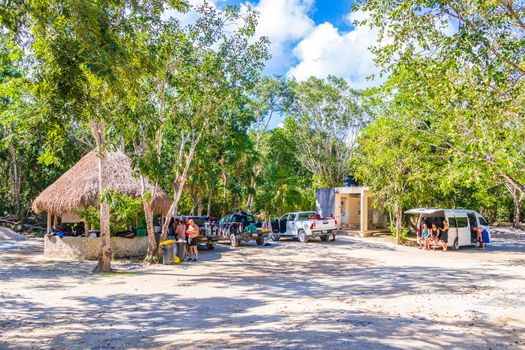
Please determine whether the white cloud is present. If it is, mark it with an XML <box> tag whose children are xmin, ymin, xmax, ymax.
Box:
<box><xmin>242</xmin><ymin>0</ymin><xmax>315</xmax><ymax>73</ymax></box>
<box><xmin>287</xmin><ymin>11</ymin><xmax>384</xmax><ymax>89</ymax></box>
<box><xmin>163</xmin><ymin>0</ymin><xmax>219</xmax><ymax>27</ymax></box>
<box><xmin>164</xmin><ymin>2</ymin><xmax>384</xmax><ymax>89</ymax></box>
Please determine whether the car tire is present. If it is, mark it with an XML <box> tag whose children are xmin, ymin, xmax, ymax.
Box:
<box><xmin>270</xmin><ymin>232</ymin><xmax>280</xmax><ymax>241</ymax></box>
<box><xmin>206</xmin><ymin>243</ymin><xmax>215</xmax><ymax>250</ymax></box>
<box><xmin>256</xmin><ymin>237</ymin><xmax>264</xmax><ymax>246</ymax></box>
<box><xmin>298</xmin><ymin>230</ymin><xmax>308</xmax><ymax>243</ymax></box>
<box><xmin>453</xmin><ymin>238</ymin><xmax>459</xmax><ymax>250</ymax></box>
<box><xmin>230</xmin><ymin>233</ymin><xmax>240</xmax><ymax>247</ymax></box>
<box><xmin>320</xmin><ymin>235</ymin><xmax>329</xmax><ymax>242</ymax></box>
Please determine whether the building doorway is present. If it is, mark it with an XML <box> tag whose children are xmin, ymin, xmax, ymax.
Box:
<box><xmin>340</xmin><ymin>197</ymin><xmax>349</xmax><ymax>225</ymax></box>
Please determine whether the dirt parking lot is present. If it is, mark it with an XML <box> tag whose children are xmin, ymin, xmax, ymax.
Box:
<box><xmin>1</xmin><ymin>234</ymin><xmax>524</xmax><ymax>350</ymax></box>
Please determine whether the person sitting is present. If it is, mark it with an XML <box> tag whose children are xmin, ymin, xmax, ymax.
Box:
<box><xmin>427</xmin><ymin>223</ymin><xmax>440</xmax><ymax>250</ymax></box>
<box><xmin>74</xmin><ymin>222</ymin><xmax>85</xmax><ymax>237</ymax></box>
<box><xmin>418</xmin><ymin>223</ymin><xmax>428</xmax><ymax>249</ymax></box>
<box><xmin>53</xmin><ymin>225</ymin><xmax>66</xmax><ymax>238</ymax></box>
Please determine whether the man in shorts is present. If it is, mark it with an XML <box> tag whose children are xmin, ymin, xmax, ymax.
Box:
<box><xmin>187</xmin><ymin>219</ymin><xmax>200</xmax><ymax>261</ymax></box>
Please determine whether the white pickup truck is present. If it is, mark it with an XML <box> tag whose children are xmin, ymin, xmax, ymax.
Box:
<box><xmin>270</xmin><ymin>211</ymin><xmax>337</xmax><ymax>243</ymax></box>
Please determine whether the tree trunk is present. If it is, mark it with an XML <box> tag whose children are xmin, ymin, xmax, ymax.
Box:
<box><xmin>394</xmin><ymin>202</ymin><xmax>402</xmax><ymax>245</ymax></box>
<box><xmin>8</xmin><ymin>144</ymin><xmax>21</xmax><ymax>219</ymax></box>
<box><xmin>161</xmin><ymin>190</ymin><xmax>181</xmax><ymax>243</ymax></box>
<box><xmin>504</xmin><ymin>181</ymin><xmax>524</xmax><ymax>228</ymax></box>
<box><xmin>206</xmin><ymin>187</ymin><xmax>213</xmax><ymax>217</ymax></box>
<box><xmin>160</xmin><ymin>124</ymin><xmax>208</xmax><ymax>242</ymax></box>
<box><xmin>197</xmin><ymin>199</ymin><xmax>203</xmax><ymax>216</ymax></box>
<box><xmin>144</xmin><ymin>199</ymin><xmax>157</xmax><ymax>257</ymax></box>
<box><xmin>246</xmin><ymin>177</ymin><xmax>256</xmax><ymax>211</ymax></box>
<box><xmin>91</xmin><ymin>121</ymin><xmax>112</xmax><ymax>273</ymax></box>
<box><xmin>512</xmin><ymin>192</ymin><xmax>524</xmax><ymax>228</ymax></box>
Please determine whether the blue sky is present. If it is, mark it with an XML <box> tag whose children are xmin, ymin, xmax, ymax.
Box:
<box><xmin>177</xmin><ymin>0</ymin><xmax>381</xmax><ymax>128</ymax></box>
<box><xmin>310</xmin><ymin>0</ymin><xmax>355</xmax><ymax>31</ymax></box>
<box><xmin>185</xmin><ymin>0</ymin><xmax>381</xmax><ymax>88</ymax></box>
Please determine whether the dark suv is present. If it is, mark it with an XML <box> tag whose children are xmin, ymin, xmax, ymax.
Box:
<box><xmin>175</xmin><ymin>216</ymin><xmax>219</xmax><ymax>250</ymax></box>
<box><xmin>216</xmin><ymin>211</ymin><xmax>266</xmax><ymax>247</ymax></box>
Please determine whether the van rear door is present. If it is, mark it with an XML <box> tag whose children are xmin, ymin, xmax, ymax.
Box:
<box><xmin>444</xmin><ymin>212</ymin><xmax>455</xmax><ymax>247</ymax></box>
<box><xmin>454</xmin><ymin>213</ymin><xmax>471</xmax><ymax>247</ymax></box>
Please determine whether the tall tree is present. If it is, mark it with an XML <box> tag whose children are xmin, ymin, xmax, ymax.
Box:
<box><xmin>288</xmin><ymin>76</ymin><xmax>369</xmax><ymax>188</ymax></box>
<box><xmin>356</xmin><ymin>0</ymin><xmax>525</xmax><ymax>226</ymax></box>
<box><xmin>157</xmin><ymin>4</ymin><xmax>269</xmax><ymax>241</ymax></box>
<box><xmin>245</xmin><ymin>76</ymin><xmax>291</xmax><ymax>210</ymax></box>
<box><xmin>3</xmin><ymin>0</ymin><xmax>187</xmax><ymax>271</ymax></box>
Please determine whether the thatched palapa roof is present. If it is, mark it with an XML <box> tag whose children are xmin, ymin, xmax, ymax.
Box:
<box><xmin>32</xmin><ymin>150</ymin><xmax>171</xmax><ymax>216</ymax></box>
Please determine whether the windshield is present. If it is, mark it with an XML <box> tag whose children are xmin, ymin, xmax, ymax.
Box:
<box><xmin>478</xmin><ymin>216</ymin><xmax>489</xmax><ymax>226</ymax></box>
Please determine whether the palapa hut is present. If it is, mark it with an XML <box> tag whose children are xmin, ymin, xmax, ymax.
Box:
<box><xmin>33</xmin><ymin>150</ymin><xmax>171</xmax><ymax>234</ymax></box>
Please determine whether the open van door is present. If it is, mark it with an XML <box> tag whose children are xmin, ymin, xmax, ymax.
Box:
<box><xmin>454</xmin><ymin>213</ymin><xmax>471</xmax><ymax>248</ymax></box>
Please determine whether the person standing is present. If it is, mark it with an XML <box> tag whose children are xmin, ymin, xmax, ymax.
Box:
<box><xmin>476</xmin><ymin>227</ymin><xmax>490</xmax><ymax>249</ymax></box>
<box><xmin>175</xmin><ymin>219</ymin><xmax>186</xmax><ymax>241</ymax></box>
<box><xmin>167</xmin><ymin>217</ymin><xmax>175</xmax><ymax>238</ymax></box>
<box><xmin>187</xmin><ymin>219</ymin><xmax>200</xmax><ymax>261</ymax></box>
<box><xmin>438</xmin><ymin>219</ymin><xmax>449</xmax><ymax>252</ymax></box>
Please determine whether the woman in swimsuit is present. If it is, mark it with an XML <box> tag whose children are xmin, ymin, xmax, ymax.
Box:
<box><xmin>418</xmin><ymin>223</ymin><xmax>428</xmax><ymax>249</ymax></box>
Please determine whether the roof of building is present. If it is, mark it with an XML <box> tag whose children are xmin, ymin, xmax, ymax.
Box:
<box><xmin>32</xmin><ymin>150</ymin><xmax>171</xmax><ymax>215</ymax></box>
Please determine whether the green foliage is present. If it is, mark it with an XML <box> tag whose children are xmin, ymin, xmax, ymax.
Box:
<box><xmin>80</xmin><ymin>191</ymin><xmax>142</xmax><ymax>233</ymax></box>
<box><xmin>144</xmin><ymin>254</ymin><xmax>160</xmax><ymax>264</ymax></box>
<box><xmin>389</xmin><ymin>226</ymin><xmax>409</xmax><ymax>242</ymax></box>
<box><xmin>352</xmin><ymin>0</ymin><xmax>525</xmax><ymax>226</ymax></box>
<box><xmin>255</xmin><ymin>120</ymin><xmax>314</xmax><ymax>217</ymax></box>
<box><xmin>78</xmin><ymin>207</ymin><xmax>100</xmax><ymax>231</ymax></box>
<box><xmin>287</xmin><ymin>76</ymin><xmax>369</xmax><ymax>188</ymax></box>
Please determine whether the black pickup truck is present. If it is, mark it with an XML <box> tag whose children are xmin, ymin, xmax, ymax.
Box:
<box><xmin>216</xmin><ymin>211</ymin><xmax>267</xmax><ymax>247</ymax></box>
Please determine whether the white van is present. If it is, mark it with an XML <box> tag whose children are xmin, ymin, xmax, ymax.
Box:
<box><xmin>404</xmin><ymin>208</ymin><xmax>491</xmax><ymax>250</ymax></box>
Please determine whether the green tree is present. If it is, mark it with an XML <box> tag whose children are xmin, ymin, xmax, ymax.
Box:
<box><xmin>255</xmin><ymin>119</ymin><xmax>314</xmax><ymax>218</ymax></box>
<box><xmin>288</xmin><ymin>76</ymin><xmax>368</xmax><ymax>188</ymax></box>
<box><xmin>245</xmin><ymin>75</ymin><xmax>292</xmax><ymax>210</ymax></box>
<box><xmin>352</xmin><ymin>110</ymin><xmax>439</xmax><ymax>243</ymax></box>
<box><xmin>3</xmin><ymin>0</ymin><xmax>188</xmax><ymax>271</ymax></box>
<box><xmin>356</xmin><ymin>0</ymin><xmax>525</xmax><ymax>226</ymax></box>
<box><xmin>156</xmin><ymin>4</ymin><xmax>269</xmax><ymax>241</ymax></box>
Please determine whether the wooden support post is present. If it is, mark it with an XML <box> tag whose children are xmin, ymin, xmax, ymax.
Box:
<box><xmin>53</xmin><ymin>215</ymin><xmax>58</xmax><ymax>227</ymax></box>
<box><xmin>47</xmin><ymin>212</ymin><xmax>52</xmax><ymax>233</ymax></box>
<box><xmin>360</xmin><ymin>188</ymin><xmax>369</xmax><ymax>236</ymax></box>
<box><xmin>82</xmin><ymin>218</ymin><xmax>89</xmax><ymax>237</ymax></box>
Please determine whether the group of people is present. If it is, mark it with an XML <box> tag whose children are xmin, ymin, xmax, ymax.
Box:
<box><xmin>417</xmin><ymin>220</ymin><xmax>449</xmax><ymax>251</ymax></box>
<box><xmin>170</xmin><ymin>218</ymin><xmax>201</xmax><ymax>261</ymax></box>
<box><xmin>417</xmin><ymin>219</ymin><xmax>491</xmax><ymax>251</ymax></box>
<box><xmin>50</xmin><ymin>222</ymin><xmax>86</xmax><ymax>237</ymax></box>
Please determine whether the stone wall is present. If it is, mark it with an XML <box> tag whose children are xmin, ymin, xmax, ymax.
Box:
<box><xmin>44</xmin><ymin>236</ymin><xmax>149</xmax><ymax>260</ymax></box>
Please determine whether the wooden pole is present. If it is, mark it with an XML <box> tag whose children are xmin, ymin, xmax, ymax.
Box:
<box><xmin>360</xmin><ymin>188</ymin><xmax>369</xmax><ymax>235</ymax></box>
<box><xmin>53</xmin><ymin>215</ymin><xmax>58</xmax><ymax>227</ymax></box>
<box><xmin>47</xmin><ymin>212</ymin><xmax>52</xmax><ymax>233</ymax></box>
<box><xmin>82</xmin><ymin>218</ymin><xmax>89</xmax><ymax>237</ymax></box>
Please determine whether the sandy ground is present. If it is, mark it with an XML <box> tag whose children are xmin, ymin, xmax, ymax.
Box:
<box><xmin>1</xmin><ymin>234</ymin><xmax>524</xmax><ymax>350</ymax></box>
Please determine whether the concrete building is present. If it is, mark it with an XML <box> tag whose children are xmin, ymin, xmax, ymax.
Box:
<box><xmin>315</xmin><ymin>186</ymin><xmax>387</xmax><ymax>234</ymax></box>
